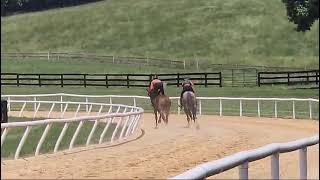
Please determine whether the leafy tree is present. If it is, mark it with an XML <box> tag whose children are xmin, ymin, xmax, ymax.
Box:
<box><xmin>282</xmin><ymin>0</ymin><xmax>319</xmax><ymax>31</ymax></box>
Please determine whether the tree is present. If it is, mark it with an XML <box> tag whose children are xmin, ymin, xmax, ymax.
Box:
<box><xmin>282</xmin><ymin>0</ymin><xmax>319</xmax><ymax>32</ymax></box>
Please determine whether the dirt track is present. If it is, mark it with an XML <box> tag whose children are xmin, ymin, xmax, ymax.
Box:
<box><xmin>1</xmin><ymin>113</ymin><xmax>319</xmax><ymax>179</ymax></box>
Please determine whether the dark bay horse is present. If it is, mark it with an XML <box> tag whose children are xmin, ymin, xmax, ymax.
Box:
<box><xmin>147</xmin><ymin>89</ymin><xmax>171</xmax><ymax>128</ymax></box>
<box><xmin>181</xmin><ymin>91</ymin><xmax>199</xmax><ymax>129</ymax></box>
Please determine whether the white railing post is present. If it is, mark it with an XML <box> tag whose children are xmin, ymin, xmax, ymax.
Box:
<box><xmin>15</xmin><ymin>126</ymin><xmax>32</xmax><ymax>159</ymax></box>
<box><xmin>99</xmin><ymin>117</ymin><xmax>114</xmax><ymax>144</ymax></box>
<box><xmin>292</xmin><ymin>100</ymin><xmax>296</xmax><ymax>119</ymax></box>
<box><xmin>1</xmin><ymin>128</ymin><xmax>9</xmax><ymax>147</ymax></box>
<box><xmin>69</xmin><ymin>121</ymin><xmax>84</xmax><ymax>150</ymax></box>
<box><xmin>299</xmin><ymin>147</ymin><xmax>307</xmax><ymax>180</ymax></box>
<box><xmin>86</xmin><ymin>97</ymin><xmax>88</xmax><ymax>112</ymax></box>
<box><xmin>219</xmin><ymin>99</ymin><xmax>222</xmax><ymax>116</ymax></box>
<box><xmin>47</xmin><ymin>103</ymin><xmax>55</xmax><ymax>118</ymax></box>
<box><xmin>274</xmin><ymin>101</ymin><xmax>278</xmax><ymax>118</ymax></box>
<box><xmin>109</xmin><ymin>97</ymin><xmax>112</xmax><ymax>104</ymax></box>
<box><xmin>271</xmin><ymin>153</ymin><xmax>279</xmax><ymax>179</ymax></box>
<box><xmin>34</xmin><ymin>97</ymin><xmax>37</xmax><ymax>112</ymax></box>
<box><xmin>74</xmin><ymin>104</ymin><xmax>81</xmax><ymax>117</ymax></box>
<box><xmin>133</xmin><ymin>97</ymin><xmax>136</xmax><ymax>107</ymax></box>
<box><xmin>54</xmin><ymin>123</ymin><xmax>69</xmax><ymax>152</ymax></box>
<box><xmin>18</xmin><ymin>102</ymin><xmax>26</xmax><ymax>117</ymax></box>
<box><xmin>309</xmin><ymin>100</ymin><xmax>312</xmax><ymax>119</ymax></box>
<box><xmin>198</xmin><ymin>99</ymin><xmax>202</xmax><ymax>115</ymax></box>
<box><xmin>60</xmin><ymin>103</ymin><xmax>68</xmax><ymax>118</ymax></box>
<box><xmin>240</xmin><ymin>99</ymin><xmax>243</xmax><ymax>117</ymax></box>
<box><xmin>239</xmin><ymin>162</ymin><xmax>249</xmax><ymax>180</ymax></box>
<box><xmin>7</xmin><ymin>97</ymin><xmax>11</xmax><ymax>112</ymax></box>
<box><xmin>35</xmin><ymin>124</ymin><xmax>52</xmax><ymax>156</ymax></box>
<box><xmin>257</xmin><ymin>100</ymin><xmax>261</xmax><ymax>117</ymax></box>
<box><xmin>60</xmin><ymin>95</ymin><xmax>63</xmax><ymax>112</ymax></box>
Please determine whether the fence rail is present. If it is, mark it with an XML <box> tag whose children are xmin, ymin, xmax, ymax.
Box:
<box><xmin>1</xmin><ymin>98</ymin><xmax>143</xmax><ymax>159</ymax></box>
<box><xmin>2</xmin><ymin>93</ymin><xmax>319</xmax><ymax>120</ymax></box>
<box><xmin>1</xmin><ymin>72</ymin><xmax>222</xmax><ymax>88</ymax></box>
<box><xmin>170</xmin><ymin>135</ymin><xmax>319</xmax><ymax>180</ymax></box>
<box><xmin>258</xmin><ymin>70</ymin><xmax>319</xmax><ymax>86</ymax></box>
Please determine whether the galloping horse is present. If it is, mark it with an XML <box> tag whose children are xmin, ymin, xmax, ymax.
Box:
<box><xmin>147</xmin><ymin>89</ymin><xmax>171</xmax><ymax>128</ymax></box>
<box><xmin>181</xmin><ymin>91</ymin><xmax>199</xmax><ymax>129</ymax></box>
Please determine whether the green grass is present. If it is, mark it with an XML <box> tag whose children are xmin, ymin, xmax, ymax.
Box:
<box><xmin>1</xmin><ymin>116</ymin><xmax>120</xmax><ymax>158</ymax></box>
<box><xmin>1</xmin><ymin>0</ymin><xmax>319</xmax><ymax>68</ymax></box>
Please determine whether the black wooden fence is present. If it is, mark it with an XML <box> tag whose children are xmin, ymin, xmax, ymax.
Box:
<box><xmin>258</xmin><ymin>70</ymin><xmax>319</xmax><ymax>86</ymax></box>
<box><xmin>1</xmin><ymin>72</ymin><xmax>222</xmax><ymax>88</ymax></box>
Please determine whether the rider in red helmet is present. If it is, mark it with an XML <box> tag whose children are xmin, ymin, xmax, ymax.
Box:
<box><xmin>148</xmin><ymin>75</ymin><xmax>165</xmax><ymax>96</ymax></box>
<box><xmin>179</xmin><ymin>78</ymin><xmax>195</xmax><ymax>107</ymax></box>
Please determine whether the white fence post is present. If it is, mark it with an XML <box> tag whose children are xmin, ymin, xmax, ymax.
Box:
<box><xmin>309</xmin><ymin>100</ymin><xmax>312</xmax><ymax>119</ymax></box>
<box><xmin>292</xmin><ymin>100</ymin><xmax>296</xmax><ymax>119</ymax></box>
<box><xmin>239</xmin><ymin>162</ymin><xmax>249</xmax><ymax>180</ymax></box>
<box><xmin>257</xmin><ymin>100</ymin><xmax>260</xmax><ymax>117</ymax></box>
<box><xmin>198</xmin><ymin>99</ymin><xmax>202</xmax><ymax>115</ymax></box>
<box><xmin>299</xmin><ymin>147</ymin><xmax>307</xmax><ymax>180</ymax></box>
<box><xmin>274</xmin><ymin>101</ymin><xmax>278</xmax><ymax>118</ymax></box>
<box><xmin>7</xmin><ymin>97</ymin><xmax>11</xmax><ymax>112</ymax></box>
<box><xmin>1</xmin><ymin>128</ymin><xmax>8</xmax><ymax>147</ymax></box>
<box><xmin>60</xmin><ymin>95</ymin><xmax>63</xmax><ymax>112</ymax></box>
<box><xmin>35</xmin><ymin>124</ymin><xmax>52</xmax><ymax>156</ymax></box>
<box><xmin>34</xmin><ymin>97</ymin><xmax>37</xmax><ymax>112</ymax></box>
<box><xmin>271</xmin><ymin>153</ymin><xmax>280</xmax><ymax>179</ymax></box>
<box><xmin>86</xmin><ymin>97</ymin><xmax>88</xmax><ymax>112</ymax></box>
<box><xmin>133</xmin><ymin>97</ymin><xmax>136</xmax><ymax>107</ymax></box>
<box><xmin>183</xmin><ymin>59</ymin><xmax>186</xmax><ymax>69</ymax></box>
<box><xmin>15</xmin><ymin>126</ymin><xmax>32</xmax><ymax>159</ymax></box>
<box><xmin>240</xmin><ymin>99</ymin><xmax>243</xmax><ymax>117</ymax></box>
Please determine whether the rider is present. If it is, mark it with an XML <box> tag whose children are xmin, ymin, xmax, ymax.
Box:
<box><xmin>179</xmin><ymin>78</ymin><xmax>195</xmax><ymax>107</ymax></box>
<box><xmin>149</xmin><ymin>75</ymin><xmax>165</xmax><ymax>96</ymax></box>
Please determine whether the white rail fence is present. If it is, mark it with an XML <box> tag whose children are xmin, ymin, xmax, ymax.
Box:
<box><xmin>170</xmin><ymin>135</ymin><xmax>319</xmax><ymax>180</ymax></box>
<box><xmin>1</xmin><ymin>98</ymin><xmax>143</xmax><ymax>159</ymax></box>
<box><xmin>1</xmin><ymin>93</ymin><xmax>319</xmax><ymax>119</ymax></box>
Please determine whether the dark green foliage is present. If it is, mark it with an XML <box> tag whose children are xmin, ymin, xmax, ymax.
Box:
<box><xmin>282</xmin><ymin>0</ymin><xmax>319</xmax><ymax>31</ymax></box>
<box><xmin>1</xmin><ymin>0</ymin><xmax>101</xmax><ymax>16</ymax></box>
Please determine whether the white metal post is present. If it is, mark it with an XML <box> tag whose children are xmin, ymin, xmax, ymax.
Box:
<box><xmin>15</xmin><ymin>126</ymin><xmax>32</xmax><ymax>159</ymax></box>
<box><xmin>239</xmin><ymin>162</ymin><xmax>249</xmax><ymax>180</ymax></box>
<box><xmin>240</xmin><ymin>99</ymin><xmax>243</xmax><ymax>117</ymax></box>
<box><xmin>86</xmin><ymin>97</ymin><xmax>88</xmax><ymax>112</ymax></box>
<box><xmin>274</xmin><ymin>101</ymin><xmax>278</xmax><ymax>118</ymax></box>
<box><xmin>34</xmin><ymin>97</ymin><xmax>37</xmax><ymax>112</ymax></box>
<box><xmin>7</xmin><ymin>97</ymin><xmax>11</xmax><ymax>112</ymax></box>
<box><xmin>54</xmin><ymin>123</ymin><xmax>69</xmax><ymax>152</ymax></box>
<box><xmin>198</xmin><ymin>99</ymin><xmax>202</xmax><ymax>115</ymax></box>
<box><xmin>257</xmin><ymin>100</ymin><xmax>260</xmax><ymax>117</ymax></box>
<box><xmin>1</xmin><ymin>128</ymin><xmax>8</xmax><ymax>147</ymax></box>
<box><xmin>133</xmin><ymin>97</ymin><xmax>136</xmax><ymax>107</ymax></box>
<box><xmin>35</xmin><ymin>124</ymin><xmax>52</xmax><ymax>156</ymax></box>
<box><xmin>292</xmin><ymin>100</ymin><xmax>296</xmax><ymax>119</ymax></box>
<box><xmin>309</xmin><ymin>100</ymin><xmax>312</xmax><ymax>119</ymax></box>
<box><xmin>60</xmin><ymin>96</ymin><xmax>63</xmax><ymax>112</ymax></box>
<box><xmin>271</xmin><ymin>153</ymin><xmax>279</xmax><ymax>179</ymax></box>
<box><xmin>299</xmin><ymin>147</ymin><xmax>307</xmax><ymax>180</ymax></box>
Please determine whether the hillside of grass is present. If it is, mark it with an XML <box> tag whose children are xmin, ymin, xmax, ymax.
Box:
<box><xmin>1</xmin><ymin>0</ymin><xmax>319</xmax><ymax>68</ymax></box>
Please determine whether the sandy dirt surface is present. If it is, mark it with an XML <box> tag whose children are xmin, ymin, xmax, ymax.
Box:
<box><xmin>1</xmin><ymin>113</ymin><xmax>319</xmax><ymax>179</ymax></box>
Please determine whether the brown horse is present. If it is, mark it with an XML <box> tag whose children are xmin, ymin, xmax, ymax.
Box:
<box><xmin>147</xmin><ymin>89</ymin><xmax>171</xmax><ymax>128</ymax></box>
<box><xmin>181</xmin><ymin>91</ymin><xmax>199</xmax><ymax>129</ymax></box>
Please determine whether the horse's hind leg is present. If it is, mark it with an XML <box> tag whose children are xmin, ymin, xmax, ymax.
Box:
<box><xmin>154</xmin><ymin>109</ymin><xmax>158</xmax><ymax>129</ymax></box>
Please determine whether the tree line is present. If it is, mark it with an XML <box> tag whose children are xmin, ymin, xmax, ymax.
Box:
<box><xmin>1</xmin><ymin>0</ymin><xmax>102</xmax><ymax>16</ymax></box>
